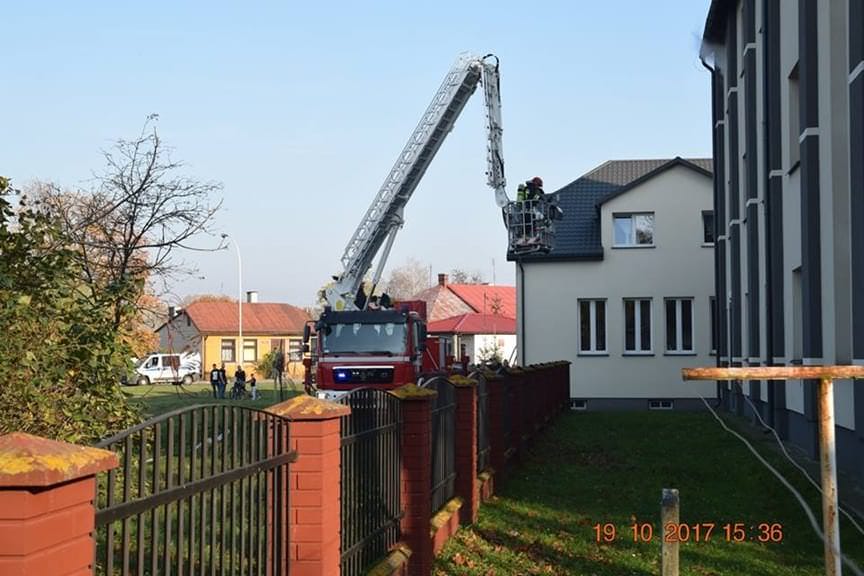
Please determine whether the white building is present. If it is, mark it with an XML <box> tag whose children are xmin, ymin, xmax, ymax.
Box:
<box><xmin>513</xmin><ymin>158</ymin><xmax>717</xmax><ymax>410</ymax></box>
<box><xmin>703</xmin><ymin>0</ymin><xmax>864</xmax><ymax>480</ymax></box>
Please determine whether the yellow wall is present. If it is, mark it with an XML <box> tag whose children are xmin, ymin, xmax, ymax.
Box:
<box><xmin>202</xmin><ymin>334</ymin><xmax>307</xmax><ymax>380</ymax></box>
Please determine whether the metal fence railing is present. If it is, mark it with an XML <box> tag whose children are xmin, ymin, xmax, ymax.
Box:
<box><xmin>93</xmin><ymin>405</ymin><xmax>295</xmax><ymax>576</ymax></box>
<box><xmin>338</xmin><ymin>388</ymin><xmax>402</xmax><ymax>576</ymax></box>
<box><xmin>471</xmin><ymin>371</ymin><xmax>491</xmax><ymax>474</ymax></box>
<box><xmin>424</xmin><ymin>377</ymin><xmax>456</xmax><ymax>513</ymax></box>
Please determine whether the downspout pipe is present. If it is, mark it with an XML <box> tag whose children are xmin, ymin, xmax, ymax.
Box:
<box><xmin>701</xmin><ymin>51</ymin><xmax>725</xmax><ymax>409</ymax></box>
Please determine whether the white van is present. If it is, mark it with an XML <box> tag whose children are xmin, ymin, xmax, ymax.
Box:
<box><xmin>127</xmin><ymin>352</ymin><xmax>201</xmax><ymax>386</ymax></box>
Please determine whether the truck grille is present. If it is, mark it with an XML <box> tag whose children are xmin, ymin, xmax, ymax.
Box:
<box><xmin>332</xmin><ymin>366</ymin><xmax>395</xmax><ymax>385</ymax></box>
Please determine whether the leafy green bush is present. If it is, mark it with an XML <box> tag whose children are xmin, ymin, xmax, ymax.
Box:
<box><xmin>0</xmin><ymin>184</ymin><xmax>139</xmax><ymax>443</ymax></box>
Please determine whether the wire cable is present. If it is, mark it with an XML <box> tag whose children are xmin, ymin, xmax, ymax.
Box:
<box><xmin>741</xmin><ymin>392</ymin><xmax>864</xmax><ymax>537</ymax></box>
<box><xmin>700</xmin><ymin>396</ymin><xmax>863</xmax><ymax>576</ymax></box>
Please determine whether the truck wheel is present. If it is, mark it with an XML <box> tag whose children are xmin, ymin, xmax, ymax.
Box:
<box><xmin>136</xmin><ymin>375</ymin><xmax>150</xmax><ymax>386</ymax></box>
<box><xmin>182</xmin><ymin>374</ymin><xmax>194</xmax><ymax>385</ymax></box>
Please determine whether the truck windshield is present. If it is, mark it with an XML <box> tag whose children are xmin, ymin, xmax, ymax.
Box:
<box><xmin>322</xmin><ymin>322</ymin><xmax>407</xmax><ymax>355</ymax></box>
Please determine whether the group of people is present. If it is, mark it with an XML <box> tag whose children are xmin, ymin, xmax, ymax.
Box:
<box><xmin>209</xmin><ymin>363</ymin><xmax>258</xmax><ymax>400</ymax></box>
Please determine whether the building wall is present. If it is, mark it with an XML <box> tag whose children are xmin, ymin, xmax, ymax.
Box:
<box><xmin>201</xmin><ymin>335</ymin><xmax>306</xmax><ymax>380</ymax></box>
<box><xmin>708</xmin><ymin>0</ymin><xmax>862</xmax><ymax>479</ymax></box>
<box><xmin>519</xmin><ymin>166</ymin><xmax>716</xmax><ymax>406</ymax></box>
<box><xmin>157</xmin><ymin>314</ymin><xmax>202</xmax><ymax>356</ymax></box>
<box><xmin>463</xmin><ymin>334</ymin><xmax>517</xmax><ymax>365</ymax></box>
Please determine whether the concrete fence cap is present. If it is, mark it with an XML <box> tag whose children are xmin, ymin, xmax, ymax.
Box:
<box><xmin>0</xmin><ymin>432</ymin><xmax>119</xmax><ymax>488</ymax></box>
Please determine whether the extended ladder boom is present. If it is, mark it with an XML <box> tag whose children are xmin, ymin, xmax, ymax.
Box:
<box><xmin>324</xmin><ymin>53</ymin><xmax>508</xmax><ymax>311</ymax></box>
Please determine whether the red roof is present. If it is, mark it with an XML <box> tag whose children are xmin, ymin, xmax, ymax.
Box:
<box><xmin>182</xmin><ymin>301</ymin><xmax>310</xmax><ymax>335</ymax></box>
<box><xmin>447</xmin><ymin>285</ymin><xmax>516</xmax><ymax>318</ymax></box>
<box><xmin>428</xmin><ymin>313</ymin><xmax>516</xmax><ymax>335</ymax></box>
<box><xmin>411</xmin><ymin>283</ymin><xmax>516</xmax><ymax>322</ymax></box>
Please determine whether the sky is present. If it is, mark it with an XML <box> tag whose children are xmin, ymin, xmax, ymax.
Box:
<box><xmin>3</xmin><ymin>0</ymin><xmax>714</xmax><ymax>308</ymax></box>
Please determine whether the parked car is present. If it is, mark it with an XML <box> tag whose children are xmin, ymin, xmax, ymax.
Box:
<box><xmin>122</xmin><ymin>352</ymin><xmax>201</xmax><ymax>386</ymax></box>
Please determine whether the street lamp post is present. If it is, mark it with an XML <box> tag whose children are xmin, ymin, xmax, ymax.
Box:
<box><xmin>222</xmin><ymin>234</ymin><xmax>242</xmax><ymax>368</ymax></box>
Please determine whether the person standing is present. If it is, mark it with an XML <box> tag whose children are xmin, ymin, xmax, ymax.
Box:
<box><xmin>218</xmin><ymin>362</ymin><xmax>228</xmax><ymax>399</ymax></box>
<box><xmin>209</xmin><ymin>363</ymin><xmax>220</xmax><ymax>399</ymax></box>
<box><xmin>273</xmin><ymin>349</ymin><xmax>285</xmax><ymax>388</ymax></box>
<box><xmin>248</xmin><ymin>372</ymin><xmax>258</xmax><ymax>400</ymax></box>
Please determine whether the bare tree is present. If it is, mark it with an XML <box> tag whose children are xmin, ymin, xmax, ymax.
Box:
<box><xmin>381</xmin><ymin>258</ymin><xmax>431</xmax><ymax>300</ymax></box>
<box><xmin>449</xmin><ymin>268</ymin><xmax>485</xmax><ymax>284</ymax></box>
<box><xmin>33</xmin><ymin>115</ymin><xmax>223</xmax><ymax>330</ymax></box>
<box><xmin>180</xmin><ymin>293</ymin><xmax>236</xmax><ymax>307</ymax></box>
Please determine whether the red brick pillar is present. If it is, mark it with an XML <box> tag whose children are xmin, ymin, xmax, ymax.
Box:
<box><xmin>269</xmin><ymin>395</ymin><xmax>350</xmax><ymax>576</ymax></box>
<box><xmin>0</xmin><ymin>432</ymin><xmax>118</xmax><ymax>576</ymax></box>
<box><xmin>450</xmin><ymin>375</ymin><xmax>479</xmax><ymax>525</ymax></box>
<box><xmin>391</xmin><ymin>384</ymin><xmax>437</xmax><ymax>576</ymax></box>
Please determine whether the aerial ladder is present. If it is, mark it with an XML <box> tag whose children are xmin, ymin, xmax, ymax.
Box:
<box><xmin>305</xmin><ymin>53</ymin><xmax>561</xmax><ymax>398</ymax></box>
<box><xmin>321</xmin><ymin>53</ymin><xmax>559</xmax><ymax>313</ymax></box>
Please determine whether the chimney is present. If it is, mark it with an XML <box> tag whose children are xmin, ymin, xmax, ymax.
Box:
<box><xmin>438</xmin><ymin>273</ymin><xmax>448</xmax><ymax>287</ymax></box>
<box><xmin>168</xmin><ymin>306</ymin><xmax>175</xmax><ymax>320</ymax></box>
<box><xmin>246</xmin><ymin>290</ymin><xmax>259</xmax><ymax>303</ymax></box>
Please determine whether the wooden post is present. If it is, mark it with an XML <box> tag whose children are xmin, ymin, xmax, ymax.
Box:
<box><xmin>661</xmin><ymin>488</ymin><xmax>679</xmax><ymax>576</ymax></box>
<box><xmin>818</xmin><ymin>377</ymin><xmax>842</xmax><ymax>576</ymax></box>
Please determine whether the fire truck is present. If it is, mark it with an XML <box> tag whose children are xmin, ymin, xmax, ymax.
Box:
<box><xmin>303</xmin><ymin>53</ymin><xmax>561</xmax><ymax>400</ymax></box>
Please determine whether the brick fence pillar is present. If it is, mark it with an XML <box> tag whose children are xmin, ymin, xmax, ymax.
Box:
<box><xmin>0</xmin><ymin>432</ymin><xmax>118</xmax><ymax>576</ymax></box>
<box><xmin>269</xmin><ymin>395</ymin><xmax>350</xmax><ymax>576</ymax></box>
<box><xmin>391</xmin><ymin>383</ymin><xmax>436</xmax><ymax>576</ymax></box>
<box><xmin>450</xmin><ymin>375</ymin><xmax>479</xmax><ymax>525</ymax></box>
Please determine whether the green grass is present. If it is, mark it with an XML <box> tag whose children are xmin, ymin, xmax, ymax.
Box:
<box><xmin>123</xmin><ymin>379</ymin><xmax>303</xmax><ymax>418</ymax></box>
<box><xmin>435</xmin><ymin>412</ymin><xmax>864</xmax><ymax>576</ymax></box>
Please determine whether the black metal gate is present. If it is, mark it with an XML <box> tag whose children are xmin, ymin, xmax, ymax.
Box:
<box><xmin>424</xmin><ymin>377</ymin><xmax>456</xmax><ymax>513</ymax></box>
<box><xmin>93</xmin><ymin>405</ymin><xmax>296</xmax><ymax>576</ymax></box>
<box><xmin>338</xmin><ymin>388</ymin><xmax>402</xmax><ymax>576</ymax></box>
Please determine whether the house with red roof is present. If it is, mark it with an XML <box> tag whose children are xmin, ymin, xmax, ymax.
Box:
<box><xmin>156</xmin><ymin>291</ymin><xmax>311</xmax><ymax>378</ymax></box>
<box><xmin>413</xmin><ymin>274</ymin><xmax>517</xmax><ymax>365</ymax></box>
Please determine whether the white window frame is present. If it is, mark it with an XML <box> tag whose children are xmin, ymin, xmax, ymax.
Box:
<box><xmin>665</xmin><ymin>298</ymin><xmax>695</xmax><ymax>355</ymax></box>
<box><xmin>221</xmin><ymin>338</ymin><xmax>236</xmax><ymax>363</ymax></box>
<box><xmin>612</xmin><ymin>212</ymin><xmax>655</xmax><ymax>248</ymax></box>
<box><xmin>578</xmin><ymin>299</ymin><xmax>607</xmax><ymax>355</ymax></box>
<box><xmin>242</xmin><ymin>338</ymin><xmax>258</xmax><ymax>362</ymax></box>
<box><xmin>623</xmin><ymin>298</ymin><xmax>653</xmax><ymax>355</ymax></box>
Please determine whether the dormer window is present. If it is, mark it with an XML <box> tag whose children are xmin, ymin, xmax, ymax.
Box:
<box><xmin>613</xmin><ymin>213</ymin><xmax>654</xmax><ymax>247</ymax></box>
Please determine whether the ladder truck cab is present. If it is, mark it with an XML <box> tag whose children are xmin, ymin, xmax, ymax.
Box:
<box><xmin>308</xmin><ymin>301</ymin><xmax>443</xmax><ymax>401</ymax></box>
<box><xmin>303</xmin><ymin>53</ymin><xmax>562</xmax><ymax>400</ymax></box>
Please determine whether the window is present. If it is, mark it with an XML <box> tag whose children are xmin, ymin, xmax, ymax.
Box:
<box><xmin>163</xmin><ymin>355</ymin><xmax>180</xmax><ymax>370</ymax></box>
<box><xmin>648</xmin><ymin>400</ymin><xmax>674</xmax><ymax>410</ymax></box>
<box><xmin>613</xmin><ymin>213</ymin><xmax>654</xmax><ymax>247</ymax></box>
<box><xmin>570</xmin><ymin>399</ymin><xmax>588</xmax><ymax>411</ymax></box>
<box><xmin>665</xmin><ymin>298</ymin><xmax>694</xmax><ymax>354</ymax></box>
<box><xmin>288</xmin><ymin>339</ymin><xmax>303</xmax><ymax>362</ymax></box>
<box><xmin>624</xmin><ymin>299</ymin><xmax>652</xmax><ymax>353</ymax></box>
<box><xmin>702</xmin><ymin>211</ymin><xmax>715</xmax><ymax>244</ymax></box>
<box><xmin>710</xmin><ymin>297</ymin><xmax>718</xmax><ymax>355</ymax></box>
<box><xmin>243</xmin><ymin>339</ymin><xmax>258</xmax><ymax>362</ymax></box>
<box><xmin>579</xmin><ymin>299</ymin><xmax>607</xmax><ymax>354</ymax></box>
<box><xmin>221</xmin><ymin>339</ymin><xmax>236</xmax><ymax>362</ymax></box>
<box><xmin>788</xmin><ymin>63</ymin><xmax>800</xmax><ymax>169</ymax></box>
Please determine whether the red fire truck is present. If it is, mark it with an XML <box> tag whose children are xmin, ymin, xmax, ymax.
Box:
<box><xmin>303</xmin><ymin>53</ymin><xmax>559</xmax><ymax>400</ymax></box>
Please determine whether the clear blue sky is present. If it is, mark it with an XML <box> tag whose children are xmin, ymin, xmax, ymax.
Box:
<box><xmin>4</xmin><ymin>0</ymin><xmax>713</xmax><ymax>308</ymax></box>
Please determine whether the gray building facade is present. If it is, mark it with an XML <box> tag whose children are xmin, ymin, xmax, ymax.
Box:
<box><xmin>702</xmin><ymin>0</ymin><xmax>864</xmax><ymax>480</ymax></box>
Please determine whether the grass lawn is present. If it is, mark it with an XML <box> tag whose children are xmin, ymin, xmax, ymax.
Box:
<box><xmin>123</xmin><ymin>379</ymin><xmax>303</xmax><ymax>418</ymax></box>
<box><xmin>435</xmin><ymin>412</ymin><xmax>864</xmax><ymax>576</ymax></box>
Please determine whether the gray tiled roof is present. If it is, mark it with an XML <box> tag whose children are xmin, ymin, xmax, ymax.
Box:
<box><xmin>524</xmin><ymin>157</ymin><xmax>713</xmax><ymax>261</ymax></box>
